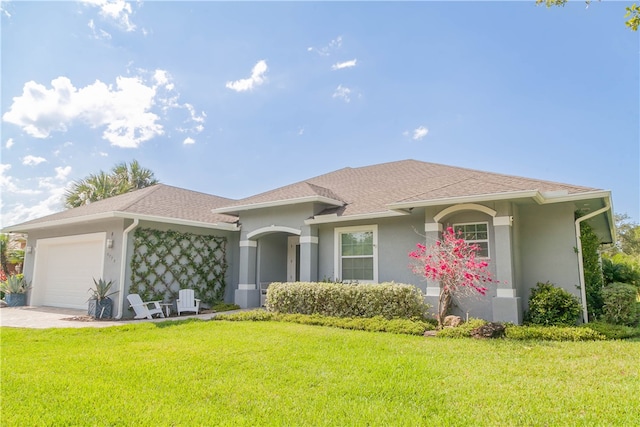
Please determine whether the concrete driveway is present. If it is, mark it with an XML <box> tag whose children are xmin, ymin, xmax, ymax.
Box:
<box><xmin>0</xmin><ymin>305</ymin><xmax>231</xmax><ymax>329</ymax></box>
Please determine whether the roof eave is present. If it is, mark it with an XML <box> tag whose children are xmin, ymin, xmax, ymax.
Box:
<box><xmin>304</xmin><ymin>210</ymin><xmax>409</xmax><ymax>225</ymax></box>
<box><xmin>2</xmin><ymin>211</ymin><xmax>239</xmax><ymax>233</ymax></box>
<box><xmin>387</xmin><ymin>190</ymin><xmax>541</xmax><ymax>210</ymax></box>
<box><xmin>212</xmin><ymin>196</ymin><xmax>344</xmax><ymax>214</ymax></box>
<box><xmin>386</xmin><ymin>189</ymin><xmax>612</xmax><ymax>211</ymax></box>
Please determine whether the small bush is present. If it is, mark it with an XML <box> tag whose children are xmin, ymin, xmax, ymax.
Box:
<box><xmin>214</xmin><ymin>310</ymin><xmax>275</xmax><ymax>321</ymax></box>
<box><xmin>211</xmin><ymin>302</ymin><xmax>241</xmax><ymax>312</ymax></box>
<box><xmin>505</xmin><ymin>325</ymin><xmax>605</xmax><ymax>341</ymax></box>
<box><xmin>436</xmin><ymin>318</ymin><xmax>488</xmax><ymax>338</ymax></box>
<box><xmin>524</xmin><ymin>282</ymin><xmax>582</xmax><ymax>326</ymax></box>
<box><xmin>582</xmin><ymin>321</ymin><xmax>640</xmax><ymax>340</ymax></box>
<box><xmin>213</xmin><ymin>310</ymin><xmax>433</xmax><ymax>335</ymax></box>
<box><xmin>601</xmin><ymin>283</ymin><xmax>639</xmax><ymax>326</ymax></box>
<box><xmin>266</xmin><ymin>281</ymin><xmax>430</xmax><ymax>320</ymax></box>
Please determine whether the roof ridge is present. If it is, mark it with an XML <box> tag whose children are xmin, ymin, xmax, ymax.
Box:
<box><xmin>118</xmin><ymin>184</ymin><xmax>164</xmax><ymax>211</ymax></box>
<box><xmin>304</xmin><ymin>182</ymin><xmax>345</xmax><ymax>202</ymax></box>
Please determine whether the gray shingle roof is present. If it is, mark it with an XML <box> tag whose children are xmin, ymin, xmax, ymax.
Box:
<box><xmin>217</xmin><ymin>159</ymin><xmax>600</xmax><ymax>216</ymax></box>
<box><xmin>6</xmin><ymin>160</ymin><xmax>607</xmax><ymax>232</ymax></box>
<box><xmin>6</xmin><ymin>184</ymin><xmax>238</xmax><ymax>230</ymax></box>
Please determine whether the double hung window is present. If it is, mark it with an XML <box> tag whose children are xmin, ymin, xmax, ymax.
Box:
<box><xmin>335</xmin><ymin>225</ymin><xmax>378</xmax><ymax>282</ymax></box>
<box><xmin>453</xmin><ymin>222</ymin><xmax>490</xmax><ymax>258</ymax></box>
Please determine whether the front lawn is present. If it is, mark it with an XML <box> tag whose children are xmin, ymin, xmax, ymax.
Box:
<box><xmin>2</xmin><ymin>320</ymin><xmax>639</xmax><ymax>425</ymax></box>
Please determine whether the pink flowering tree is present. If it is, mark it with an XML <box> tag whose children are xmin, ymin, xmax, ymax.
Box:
<box><xmin>409</xmin><ymin>227</ymin><xmax>494</xmax><ymax>328</ymax></box>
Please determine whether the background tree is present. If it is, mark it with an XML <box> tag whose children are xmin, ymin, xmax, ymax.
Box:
<box><xmin>537</xmin><ymin>0</ymin><xmax>639</xmax><ymax>31</ymax></box>
<box><xmin>65</xmin><ymin>160</ymin><xmax>158</xmax><ymax>208</ymax></box>
<box><xmin>0</xmin><ymin>234</ymin><xmax>8</xmax><ymax>273</ymax></box>
<box><xmin>410</xmin><ymin>227</ymin><xmax>494</xmax><ymax>328</ymax></box>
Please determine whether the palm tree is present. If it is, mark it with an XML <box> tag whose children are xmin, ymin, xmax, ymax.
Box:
<box><xmin>112</xmin><ymin>160</ymin><xmax>158</xmax><ymax>190</ymax></box>
<box><xmin>64</xmin><ymin>160</ymin><xmax>158</xmax><ymax>208</ymax></box>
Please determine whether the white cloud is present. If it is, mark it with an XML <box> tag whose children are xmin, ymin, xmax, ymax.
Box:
<box><xmin>0</xmin><ymin>164</ymin><xmax>41</xmax><ymax>196</ymax></box>
<box><xmin>308</xmin><ymin>36</ymin><xmax>343</xmax><ymax>56</ymax></box>
<box><xmin>412</xmin><ymin>126</ymin><xmax>429</xmax><ymax>140</ymax></box>
<box><xmin>0</xmin><ymin>164</ymin><xmax>16</xmax><ymax>193</ymax></box>
<box><xmin>82</xmin><ymin>0</ymin><xmax>136</xmax><ymax>32</ymax></box>
<box><xmin>183</xmin><ymin>137</ymin><xmax>195</xmax><ymax>145</ymax></box>
<box><xmin>0</xmin><ymin>187</ymin><xmax>66</xmax><ymax>228</ymax></box>
<box><xmin>99</xmin><ymin>151</ymin><xmax>109</xmax><ymax>157</ymax></box>
<box><xmin>0</xmin><ymin>164</ymin><xmax>72</xmax><ymax>227</ymax></box>
<box><xmin>154</xmin><ymin>69</ymin><xmax>171</xmax><ymax>88</ymax></box>
<box><xmin>226</xmin><ymin>60</ymin><xmax>268</xmax><ymax>92</ymax></box>
<box><xmin>22</xmin><ymin>155</ymin><xmax>47</xmax><ymax>166</ymax></box>
<box><xmin>88</xmin><ymin>18</ymin><xmax>112</xmax><ymax>40</ymax></box>
<box><xmin>298</xmin><ymin>127</ymin><xmax>305</xmax><ymax>136</ymax></box>
<box><xmin>6</xmin><ymin>138</ymin><xmax>14</xmax><ymax>149</ymax></box>
<box><xmin>332</xmin><ymin>59</ymin><xmax>357</xmax><ymax>70</ymax></box>
<box><xmin>332</xmin><ymin>85</ymin><xmax>352</xmax><ymax>103</ymax></box>
<box><xmin>55</xmin><ymin>166</ymin><xmax>72</xmax><ymax>180</ymax></box>
<box><xmin>2</xmin><ymin>70</ymin><xmax>202</xmax><ymax>148</ymax></box>
<box><xmin>1</xmin><ymin>3</ymin><xmax>11</xmax><ymax>18</ymax></box>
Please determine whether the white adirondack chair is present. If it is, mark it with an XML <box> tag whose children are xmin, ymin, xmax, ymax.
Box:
<box><xmin>127</xmin><ymin>294</ymin><xmax>165</xmax><ymax>320</ymax></box>
<box><xmin>176</xmin><ymin>289</ymin><xmax>200</xmax><ymax>316</ymax></box>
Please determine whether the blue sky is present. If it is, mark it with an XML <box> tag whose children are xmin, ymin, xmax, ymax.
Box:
<box><xmin>1</xmin><ymin>1</ymin><xmax>638</xmax><ymax>228</ymax></box>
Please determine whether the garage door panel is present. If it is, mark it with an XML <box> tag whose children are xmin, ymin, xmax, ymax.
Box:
<box><xmin>33</xmin><ymin>234</ymin><xmax>105</xmax><ymax>310</ymax></box>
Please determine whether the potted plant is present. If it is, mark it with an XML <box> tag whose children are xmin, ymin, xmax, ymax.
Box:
<box><xmin>87</xmin><ymin>278</ymin><xmax>117</xmax><ymax>319</ymax></box>
<box><xmin>0</xmin><ymin>274</ymin><xmax>31</xmax><ymax>307</ymax></box>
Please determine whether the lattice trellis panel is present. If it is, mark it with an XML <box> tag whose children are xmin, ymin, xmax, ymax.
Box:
<box><xmin>129</xmin><ymin>228</ymin><xmax>227</xmax><ymax>305</ymax></box>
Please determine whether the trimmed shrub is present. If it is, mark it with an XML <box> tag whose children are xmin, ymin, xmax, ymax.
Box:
<box><xmin>436</xmin><ymin>318</ymin><xmax>488</xmax><ymax>338</ymax></box>
<box><xmin>265</xmin><ymin>281</ymin><xmax>429</xmax><ymax>320</ymax></box>
<box><xmin>583</xmin><ymin>321</ymin><xmax>640</xmax><ymax>340</ymax></box>
<box><xmin>213</xmin><ymin>310</ymin><xmax>434</xmax><ymax>335</ymax></box>
<box><xmin>524</xmin><ymin>282</ymin><xmax>582</xmax><ymax>326</ymax></box>
<box><xmin>211</xmin><ymin>302</ymin><xmax>241</xmax><ymax>312</ymax></box>
<box><xmin>505</xmin><ymin>325</ymin><xmax>605</xmax><ymax>341</ymax></box>
<box><xmin>601</xmin><ymin>283</ymin><xmax>639</xmax><ymax>326</ymax></box>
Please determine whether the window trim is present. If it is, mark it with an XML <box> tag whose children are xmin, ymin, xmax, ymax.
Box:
<box><xmin>334</xmin><ymin>225</ymin><xmax>378</xmax><ymax>283</ymax></box>
<box><xmin>452</xmin><ymin>221</ymin><xmax>490</xmax><ymax>259</ymax></box>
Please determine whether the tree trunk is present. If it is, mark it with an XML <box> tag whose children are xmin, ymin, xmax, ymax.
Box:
<box><xmin>438</xmin><ymin>288</ymin><xmax>452</xmax><ymax>329</ymax></box>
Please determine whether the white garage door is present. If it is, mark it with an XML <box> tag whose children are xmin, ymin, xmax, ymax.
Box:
<box><xmin>32</xmin><ymin>233</ymin><xmax>106</xmax><ymax>310</ymax></box>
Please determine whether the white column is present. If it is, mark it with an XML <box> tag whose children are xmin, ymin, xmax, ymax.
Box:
<box><xmin>235</xmin><ymin>240</ymin><xmax>259</xmax><ymax>308</ymax></box>
<box><xmin>299</xmin><ymin>234</ymin><xmax>318</xmax><ymax>282</ymax></box>
<box><xmin>423</xmin><ymin>222</ymin><xmax>442</xmax><ymax>312</ymax></box>
<box><xmin>492</xmin><ymin>216</ymin><xmax>522</xmax><ymax>323</ymax></box>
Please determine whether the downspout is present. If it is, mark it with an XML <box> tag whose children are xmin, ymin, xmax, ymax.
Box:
<box><xmin>115</xmin><ymin>219</ymin><xmax>139</xmax><ymax>319</ymax></box>
<box><xmin>574</xmin><ymin>202</ymin><xmax>610</xmax><ymax>324</ymax></box>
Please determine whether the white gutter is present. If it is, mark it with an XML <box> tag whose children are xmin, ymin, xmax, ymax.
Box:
<box><xmin>115</xmin><ymin>218</ymin><xmax>139</xmax><ymax>319</ymax></box>
<box><xmin>574</xmin><ymin>201</ymin><xmax>611</xmax><ymax>324</ymax></box>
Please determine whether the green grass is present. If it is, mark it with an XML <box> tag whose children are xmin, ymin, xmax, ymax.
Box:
<box><xmin>2</xmin><ymin>320</ymin><xmax>639</xmax><ymax>426</ymax></box>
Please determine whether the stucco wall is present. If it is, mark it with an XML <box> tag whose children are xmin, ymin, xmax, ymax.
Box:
<box><xmin>237</xmin><ymin>204</ymin><xmax>317</xmax><ymax>239</ymax></box>
<box><xmin>257</xmin><ymin>233</ymin><xmax>288</xmax><ymax>283</ymax></box>
<box><xmin>516</xmin><ymin>203</ymin><xmax>581</xmax><ymax>310</ymax></box>
<box><xmin>316</xmin><ymin>211</ymin><xmax>425</xmax><ymax>285</ymax></box>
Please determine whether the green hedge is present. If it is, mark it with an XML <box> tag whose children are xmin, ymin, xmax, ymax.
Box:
<box><xmin>265</xmin><ymin>281</ymin><xmax>429</xmax><ymax>320</ymax></box>
<box><xmin>505</xmin><ymin>325</ymin><xmax>605</xmax><ymax>341</ymax></box>
<box><xmin>436</xmin><ymin>319</ymin><xmax>606</xmax><ymax>341</ymax></box>
<box><xmin>584</xmin><ymin>321</ymin><xmax>640</xmax><ymax>339</ymax></box>
<box><xmin>213</xmin><ymin>310</ymin><xmax>435</xmax><ymax>335</ymax></box>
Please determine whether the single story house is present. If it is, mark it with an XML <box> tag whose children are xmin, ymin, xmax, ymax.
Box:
<box><xmin>3</xmin><ymin>160</ymin><xmax>614</xmax><ymax>323</ymax></box>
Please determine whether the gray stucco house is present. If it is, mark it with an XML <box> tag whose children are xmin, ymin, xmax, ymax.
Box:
<box><xmin>3</xmin><ymin>160</ymin><xmax>614</xmax><ymax>323</ymax></box>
